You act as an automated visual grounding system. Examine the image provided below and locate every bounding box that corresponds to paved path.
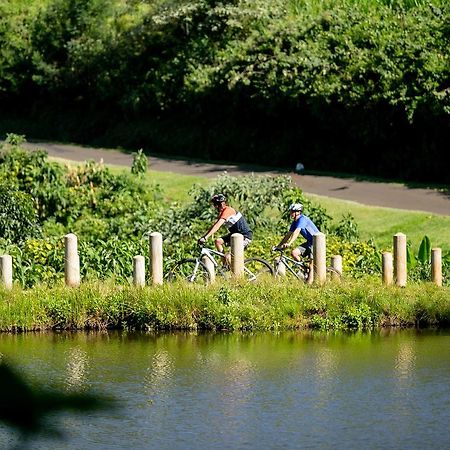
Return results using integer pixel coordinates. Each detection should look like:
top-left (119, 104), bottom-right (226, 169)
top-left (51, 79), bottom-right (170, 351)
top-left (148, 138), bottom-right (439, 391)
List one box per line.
top-left (20, 141), bottom-right (450, 216)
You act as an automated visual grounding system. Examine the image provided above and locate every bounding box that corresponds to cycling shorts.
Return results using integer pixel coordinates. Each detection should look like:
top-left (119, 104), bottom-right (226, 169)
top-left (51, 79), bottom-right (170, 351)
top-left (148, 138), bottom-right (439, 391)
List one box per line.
top-left (221, 233), bottom-right (252, 249)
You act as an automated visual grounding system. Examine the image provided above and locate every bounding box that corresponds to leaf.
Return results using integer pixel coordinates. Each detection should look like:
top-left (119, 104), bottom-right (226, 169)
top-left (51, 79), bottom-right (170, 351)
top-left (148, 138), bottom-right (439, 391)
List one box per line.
top-left (407, 246), bottom-right (416, 270)
top-left (417, 235), bottom-right (431, 264)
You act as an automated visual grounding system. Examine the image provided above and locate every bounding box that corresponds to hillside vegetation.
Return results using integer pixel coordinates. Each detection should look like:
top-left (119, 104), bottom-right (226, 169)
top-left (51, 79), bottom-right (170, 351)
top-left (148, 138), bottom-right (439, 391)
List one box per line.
top-left (1, 0), bottom-right (449, 182)
top-left (0, 135), bottom-right (449, 289)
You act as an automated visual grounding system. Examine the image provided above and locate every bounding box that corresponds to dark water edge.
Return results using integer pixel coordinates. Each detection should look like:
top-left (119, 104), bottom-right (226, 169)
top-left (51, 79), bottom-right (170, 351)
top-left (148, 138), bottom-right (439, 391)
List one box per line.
top-left (1, 329), bottom-right (449, 450)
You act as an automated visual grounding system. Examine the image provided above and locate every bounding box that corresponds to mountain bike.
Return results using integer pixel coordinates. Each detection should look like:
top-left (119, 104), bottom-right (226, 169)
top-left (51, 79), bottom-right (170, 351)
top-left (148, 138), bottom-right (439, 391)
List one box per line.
top-left (272, 247), bottom-right (341, 282)
top-left (166, 245), bottom-right (273, 284)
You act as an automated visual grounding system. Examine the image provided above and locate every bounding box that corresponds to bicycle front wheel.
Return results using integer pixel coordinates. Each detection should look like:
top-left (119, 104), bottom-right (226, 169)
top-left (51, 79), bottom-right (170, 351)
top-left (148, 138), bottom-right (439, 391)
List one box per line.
top-left (166, 258), bottom-right (211, 284)
top-left (244, 258), bottom-right (274, 281)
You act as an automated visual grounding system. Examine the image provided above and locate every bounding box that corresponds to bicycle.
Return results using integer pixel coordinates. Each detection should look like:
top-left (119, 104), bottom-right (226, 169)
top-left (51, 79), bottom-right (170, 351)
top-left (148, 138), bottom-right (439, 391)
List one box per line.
top-left (166, 245), bottom-right (273, 284)
top-left (272, 247), bottom-right (341, 282)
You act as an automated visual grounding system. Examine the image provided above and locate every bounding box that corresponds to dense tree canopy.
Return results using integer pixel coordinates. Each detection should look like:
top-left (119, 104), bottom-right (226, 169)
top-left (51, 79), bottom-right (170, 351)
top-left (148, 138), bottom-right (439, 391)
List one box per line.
top-left (1, 0), bottom-right (449, 181)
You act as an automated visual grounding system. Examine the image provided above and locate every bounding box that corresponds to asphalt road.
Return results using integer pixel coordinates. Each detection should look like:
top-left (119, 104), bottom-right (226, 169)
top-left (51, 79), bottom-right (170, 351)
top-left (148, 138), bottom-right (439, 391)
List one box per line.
top-left (19, 141), bottom-right (450, 216)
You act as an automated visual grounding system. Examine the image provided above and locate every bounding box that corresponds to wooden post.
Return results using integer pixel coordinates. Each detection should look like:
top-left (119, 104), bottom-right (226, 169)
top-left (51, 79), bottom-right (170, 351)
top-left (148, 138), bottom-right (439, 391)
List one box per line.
top-left (313, 233), bottom-right (326, 285)
top-left (382, 252), bottom-right (393, 285)
top-left (0, 255), bottom-right (13, 290)
top-left (133, 255), bottom-right (145, 287)
top-left (202, 255), bottom-right (216, 284)
top-left (149, 232), bottom-right (163, 285)
top-left (431, 248), bottom-right (442, 287)
top-left (64, 233), bottom-right (80, 287)
top-left (275, 257), bottom-right (286, 276)
top-left (231, 233), bottom-right (244, 278)
top-left (330, 255), bottom-right (342, 280)
top-left (393, 233), bottom-right (407, 287)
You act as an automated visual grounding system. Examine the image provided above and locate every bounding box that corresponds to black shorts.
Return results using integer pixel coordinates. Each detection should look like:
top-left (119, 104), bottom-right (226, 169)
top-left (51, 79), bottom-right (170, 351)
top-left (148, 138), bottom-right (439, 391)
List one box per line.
top-left (221, 234), bottom-right (252, 249)
top-left (296, 242), bottom-right (312, 258)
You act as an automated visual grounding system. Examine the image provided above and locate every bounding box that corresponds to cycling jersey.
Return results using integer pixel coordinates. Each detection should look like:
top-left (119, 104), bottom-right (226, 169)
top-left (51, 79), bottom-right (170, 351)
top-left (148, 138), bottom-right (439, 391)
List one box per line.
top-left (289, 215), bottom-right (319, 247)
top-left (219, 206), bottom-right (253, 239)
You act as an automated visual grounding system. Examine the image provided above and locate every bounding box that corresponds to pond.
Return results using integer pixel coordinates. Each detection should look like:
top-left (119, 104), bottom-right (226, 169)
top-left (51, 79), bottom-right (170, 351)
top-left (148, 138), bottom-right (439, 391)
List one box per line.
top-left (1, 330), bottom-right (449, 449)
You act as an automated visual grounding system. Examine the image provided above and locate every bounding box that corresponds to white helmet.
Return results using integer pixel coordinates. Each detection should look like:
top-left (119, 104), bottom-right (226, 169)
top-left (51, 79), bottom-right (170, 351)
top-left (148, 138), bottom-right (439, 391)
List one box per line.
top-left (289, 203), bottom-right (303, 213)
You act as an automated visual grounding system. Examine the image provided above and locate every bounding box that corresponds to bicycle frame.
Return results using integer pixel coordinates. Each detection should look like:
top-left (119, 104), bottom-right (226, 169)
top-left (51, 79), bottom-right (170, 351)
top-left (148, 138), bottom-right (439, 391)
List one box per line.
top-left (200, 247), bottom-right (262, 281)
top-left (274, 251), bottom-right (309, 280)
top-left (199, 247), bottom-right (225, 268)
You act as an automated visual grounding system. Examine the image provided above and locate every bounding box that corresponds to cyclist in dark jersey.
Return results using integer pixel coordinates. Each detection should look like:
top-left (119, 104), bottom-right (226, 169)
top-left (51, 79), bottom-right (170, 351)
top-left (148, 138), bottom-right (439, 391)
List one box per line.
top-left (198, 194), bottom-right (252, 264)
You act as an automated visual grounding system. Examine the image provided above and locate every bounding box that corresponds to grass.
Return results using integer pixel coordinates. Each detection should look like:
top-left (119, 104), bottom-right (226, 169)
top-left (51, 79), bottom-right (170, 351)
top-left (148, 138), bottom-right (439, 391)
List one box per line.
top-left (0, 278), bottom-right (448, 332)
top-left (308, 194), bottom-right (450, 253)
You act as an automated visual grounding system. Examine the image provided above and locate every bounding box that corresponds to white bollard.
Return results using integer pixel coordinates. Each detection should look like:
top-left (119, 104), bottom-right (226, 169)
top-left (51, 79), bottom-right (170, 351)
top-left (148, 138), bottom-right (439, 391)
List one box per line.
top-left (133, 255), bottom-right (146, 287)
top-left (202, 255), bottom-right (216, 284)
top-left (149, 232), bottom-right (163, 285)
top-left (275, 257), bottom-right (286, 276)
top-left (313, 233), bottom-right (326, 284)
top-left (431, 248), bottom-right (442, 287)
top-left (0, 255), bottom-right (13, 290)
top-left (393, 233), bottom-right (407, 287)
top-left (64, 233), bottom-right (80, 287)
top-left (231, 233), bottom-right (244, 278)
top-left (330, 255), bottom-right (342, 280)
top-left (382, 252), bottom-right (393, 285)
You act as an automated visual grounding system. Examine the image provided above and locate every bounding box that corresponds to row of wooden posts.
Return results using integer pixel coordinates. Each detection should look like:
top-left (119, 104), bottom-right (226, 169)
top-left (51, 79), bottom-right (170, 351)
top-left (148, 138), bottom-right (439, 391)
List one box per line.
top-left (0, 231), bottom-right (444, 289)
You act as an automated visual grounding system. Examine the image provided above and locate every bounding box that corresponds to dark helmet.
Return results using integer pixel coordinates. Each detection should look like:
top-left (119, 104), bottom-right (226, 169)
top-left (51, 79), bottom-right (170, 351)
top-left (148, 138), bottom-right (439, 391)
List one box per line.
top-left (289, 203), bottom-right (303, 213)
top-left (211, 193), bottom-right (226, 205)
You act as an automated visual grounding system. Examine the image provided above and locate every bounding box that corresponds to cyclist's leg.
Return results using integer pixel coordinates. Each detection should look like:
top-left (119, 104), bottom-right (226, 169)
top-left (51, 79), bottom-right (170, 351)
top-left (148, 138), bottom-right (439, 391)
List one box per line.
top-left (294, 243), bottom-right (313, 283)
top-left (216, 234), bottom-right (231, 266)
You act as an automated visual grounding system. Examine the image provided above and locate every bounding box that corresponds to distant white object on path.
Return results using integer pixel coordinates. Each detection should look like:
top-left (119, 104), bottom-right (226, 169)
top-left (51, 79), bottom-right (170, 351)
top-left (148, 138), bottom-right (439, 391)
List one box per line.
top-left (295, 162), bottom-right (305, 173)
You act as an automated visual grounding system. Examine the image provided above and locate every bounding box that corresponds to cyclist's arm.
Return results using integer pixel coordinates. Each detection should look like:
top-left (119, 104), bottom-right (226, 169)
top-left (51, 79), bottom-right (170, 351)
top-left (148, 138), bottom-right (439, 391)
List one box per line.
top-left (278, 228), bottom-right (301, 247)
top-left (203, 218), bottom-right (226, 240)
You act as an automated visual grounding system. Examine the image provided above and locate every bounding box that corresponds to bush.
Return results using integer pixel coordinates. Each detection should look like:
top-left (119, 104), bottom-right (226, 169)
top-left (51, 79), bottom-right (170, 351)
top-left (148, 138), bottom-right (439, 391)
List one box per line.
top-left (0, 184), bottom-right (40, 243)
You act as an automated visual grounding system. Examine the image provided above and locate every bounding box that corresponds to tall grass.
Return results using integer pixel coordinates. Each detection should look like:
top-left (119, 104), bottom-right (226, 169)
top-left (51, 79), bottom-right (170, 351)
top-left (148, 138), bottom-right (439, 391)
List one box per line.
top-left (1, 278), bottom-right (448, 332)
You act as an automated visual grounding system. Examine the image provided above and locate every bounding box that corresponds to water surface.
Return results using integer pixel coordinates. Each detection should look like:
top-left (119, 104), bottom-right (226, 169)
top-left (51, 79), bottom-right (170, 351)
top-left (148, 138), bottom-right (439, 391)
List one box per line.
top-left (0, 330), bottom-right (449, 449)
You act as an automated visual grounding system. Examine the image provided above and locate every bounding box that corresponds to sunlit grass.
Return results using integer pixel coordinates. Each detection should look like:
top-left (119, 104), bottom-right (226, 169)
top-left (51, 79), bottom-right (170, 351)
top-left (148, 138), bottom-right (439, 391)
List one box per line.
top-left (0, 278), bottom-right (448, 332)
top-left (308, 194), bottom-right (450, 253)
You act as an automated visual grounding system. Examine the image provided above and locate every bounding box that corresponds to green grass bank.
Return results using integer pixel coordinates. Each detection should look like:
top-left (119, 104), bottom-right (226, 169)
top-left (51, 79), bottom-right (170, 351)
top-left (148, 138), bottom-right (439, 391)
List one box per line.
top-left (1, 278), bottom-right (448, 332)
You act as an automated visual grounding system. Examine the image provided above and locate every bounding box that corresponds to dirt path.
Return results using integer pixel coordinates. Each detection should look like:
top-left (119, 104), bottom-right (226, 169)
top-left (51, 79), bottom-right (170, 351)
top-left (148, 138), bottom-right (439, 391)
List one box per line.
top-left (21, 141), bottom-right (450, 216)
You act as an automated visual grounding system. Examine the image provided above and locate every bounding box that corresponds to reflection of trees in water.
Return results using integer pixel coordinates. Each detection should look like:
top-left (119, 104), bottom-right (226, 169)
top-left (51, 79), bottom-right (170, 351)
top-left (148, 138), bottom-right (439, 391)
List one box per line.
top-left (65, 347), bottom-right (89, 390)
top-left (313, 347), bottom-right (338, 408)
top-left (395, 341), bottom-right (416, 382)
top-left (145, 350), bottom-right (174, 398)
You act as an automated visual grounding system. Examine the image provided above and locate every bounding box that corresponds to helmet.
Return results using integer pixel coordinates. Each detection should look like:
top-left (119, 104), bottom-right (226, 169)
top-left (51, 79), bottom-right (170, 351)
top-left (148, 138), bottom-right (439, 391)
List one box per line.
top-left (211, 193), bottom-right (226, 205)
top-left (289, 203), bottom-right (303, 213)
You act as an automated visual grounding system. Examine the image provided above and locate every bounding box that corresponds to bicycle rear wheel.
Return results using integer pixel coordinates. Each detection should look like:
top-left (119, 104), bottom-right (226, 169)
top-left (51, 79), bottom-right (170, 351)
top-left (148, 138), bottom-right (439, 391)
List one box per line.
top-left (326, 266), bottom-right (341, 281)
top-left (166, 258), bottom-right (211, 284)
top-left (244, 257), bottom-right (274, 281)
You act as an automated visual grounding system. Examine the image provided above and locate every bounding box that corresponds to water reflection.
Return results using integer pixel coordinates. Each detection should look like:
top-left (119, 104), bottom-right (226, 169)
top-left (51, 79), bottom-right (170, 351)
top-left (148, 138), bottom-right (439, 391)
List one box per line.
top-left (65, 347), bottom-right (89, 390)
top-left (313, 347), bottom-right (338, 408)
top-left (0, 330), bottom-right (448, 450)
top-left (395, 341), bottom-right (416, 382)
top-left (145, 349), bottom-right (174, 399)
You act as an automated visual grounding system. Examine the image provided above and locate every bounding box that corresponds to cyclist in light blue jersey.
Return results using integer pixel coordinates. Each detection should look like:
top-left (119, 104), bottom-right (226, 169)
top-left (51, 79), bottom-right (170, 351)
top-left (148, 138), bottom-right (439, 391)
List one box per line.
top-left (276, 202), bottom-right (319, 263)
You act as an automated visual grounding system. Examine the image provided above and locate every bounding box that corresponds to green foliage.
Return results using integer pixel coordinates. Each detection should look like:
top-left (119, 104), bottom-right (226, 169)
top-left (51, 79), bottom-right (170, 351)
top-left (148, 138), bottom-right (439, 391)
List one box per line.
top-left (407, 235), bottom-right (450, 283)
top-left (331, 213), bottom-right (360, 242)
top-left (3, 137), bottom-right (445, 288)
top-left (131, 149), bottom-right (148, 177)
top-left (1, 0), bottom-right (450, 181)
top-left (417, 235), bottom-right (431, 264)
top-left (0, 184), bottom-right (40, 243)
top-left (0, 279), bottom-right (448, 332)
